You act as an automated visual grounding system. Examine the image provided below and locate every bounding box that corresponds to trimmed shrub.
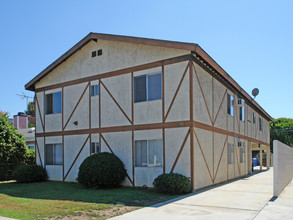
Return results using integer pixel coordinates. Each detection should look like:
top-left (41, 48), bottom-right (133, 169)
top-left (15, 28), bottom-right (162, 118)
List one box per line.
top-left (153, 173), bottom-right (192, 194)
top-left (78, 152), bottom-right (127, 187)
top-left (12, 164), bottom-right (47, 183)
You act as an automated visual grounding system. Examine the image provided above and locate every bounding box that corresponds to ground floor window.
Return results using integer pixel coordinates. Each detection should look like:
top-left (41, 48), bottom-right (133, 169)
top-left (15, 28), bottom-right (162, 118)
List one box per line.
top-left (135, 139), bottom-right (162, 167)
top-left (240, 147), bottom-right (245, 163)
top-left (91, 142), bottom-right (100, 154)
top-left (228, 143), bottom-right (234, 164)
top-left (45, 144), bottom-right (63, 165)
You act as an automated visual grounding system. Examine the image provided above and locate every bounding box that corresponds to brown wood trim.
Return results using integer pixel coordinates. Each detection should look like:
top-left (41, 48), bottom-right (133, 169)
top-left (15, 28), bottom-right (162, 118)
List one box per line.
top-left (131, 72), bottom-right (134, 125)
top-left (193, 128), bottom-right (213, 183)
top-left (100, 80), bottom-right (132, 124)
top-left (170, 128), bottom-right (190, 173)
top-left (63, 82), bottom-right (90, 130)
top-left (43, 91), bottom-right (46, 133)
top-left (164, 62), bottom-right (189, 122)
top-left (162, 65), bottom-right (166, 174)
top-left (213, 136), bottom-right (228, 182)
top-left (35, 94), bottom-right (44, 132)
top-left (99, 79), bottom-right (101, 152)
top-left (36, 119), bottom-right (269, 146)
top-left (213, 89), bottom-right (228, 125)
top-left (132, 130), bottom-right (135, 186)
top-left (35, 140), bottom-right (43, 167)
top-left (101, 134), bottom-right (134, 186)
top-left (64, 135), bottom-right (90, 181)
top-left (192, 63), bottom-right (213, 125)
top-left (62, 86), bottom-right (64, 181)
top-left (235, 106), bottom-right (241, 134)
top-left (234, 137), bottom-right (241, 176)
top-left (35, 55), bottom-right (192, 93)
top-left (189, 61), bottom-right (194, 189)
top-left (26, 141), bottom-right (35, 145)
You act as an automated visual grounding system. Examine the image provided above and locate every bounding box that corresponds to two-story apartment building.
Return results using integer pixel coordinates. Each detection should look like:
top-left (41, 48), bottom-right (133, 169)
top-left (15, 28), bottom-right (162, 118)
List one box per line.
top-left (25, 33), bottom-right (272, 190)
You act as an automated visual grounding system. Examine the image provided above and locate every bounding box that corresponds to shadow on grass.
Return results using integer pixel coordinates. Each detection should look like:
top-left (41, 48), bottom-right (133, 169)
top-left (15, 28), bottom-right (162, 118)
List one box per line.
top-left (0, 181), bottom-right (176, 207)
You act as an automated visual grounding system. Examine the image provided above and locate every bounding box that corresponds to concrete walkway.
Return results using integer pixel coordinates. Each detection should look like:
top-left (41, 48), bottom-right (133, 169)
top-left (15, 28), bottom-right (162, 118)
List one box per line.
top-left (111, 168), bottom-right (293, 220)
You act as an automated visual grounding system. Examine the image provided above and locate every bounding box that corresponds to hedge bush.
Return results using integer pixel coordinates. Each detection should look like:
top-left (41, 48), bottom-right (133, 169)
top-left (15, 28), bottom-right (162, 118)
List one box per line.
top-left (24, 149), bottom-right (36, 164)
top-left (12, 164), bottom-right (47, 183)
top-left (153, 173), bottom-right (192, 194)
top-left (78, 152), bottom-right (127, 187)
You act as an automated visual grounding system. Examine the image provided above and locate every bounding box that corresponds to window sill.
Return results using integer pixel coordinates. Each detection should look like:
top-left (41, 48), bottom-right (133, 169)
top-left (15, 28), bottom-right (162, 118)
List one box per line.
top-left (134, 99), bottom-right (162, 104)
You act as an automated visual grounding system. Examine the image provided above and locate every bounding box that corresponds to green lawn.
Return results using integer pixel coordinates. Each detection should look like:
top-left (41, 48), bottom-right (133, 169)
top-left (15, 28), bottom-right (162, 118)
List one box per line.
top-left (0, 181), bottom-right (176, 219)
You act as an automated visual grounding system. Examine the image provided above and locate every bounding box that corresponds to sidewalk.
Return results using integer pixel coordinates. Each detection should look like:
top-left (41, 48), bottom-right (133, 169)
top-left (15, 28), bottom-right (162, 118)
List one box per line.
top-left (111, 168), bottom-right (293, 220)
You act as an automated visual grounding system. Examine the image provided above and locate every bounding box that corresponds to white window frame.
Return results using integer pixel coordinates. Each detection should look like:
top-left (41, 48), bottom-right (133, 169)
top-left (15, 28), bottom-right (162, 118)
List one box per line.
top-left (45, 91), bottom-right (62, 115)
top-left (135, 139), bottom-right (163, 167)
top-left (91, 142), bottom-right (100, 154)
top-left (133, 72), bottom-right (162, 103)
top-left (45, 143), bottom-right (63, 165)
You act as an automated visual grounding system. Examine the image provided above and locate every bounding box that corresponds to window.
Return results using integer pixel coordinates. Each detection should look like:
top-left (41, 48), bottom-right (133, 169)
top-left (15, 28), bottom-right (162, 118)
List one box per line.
top-left (27, 145), bottom-right (35, 150)
top-left (240, 147), bottom-right (245, 163)
top-left (45, 92), bottom-right (62, 114)
top-left (253, 112), bottom-right (256, 124)
top-left (240, 104), bottom-right (245, 121)
top-left (227, 94), bottom-right (234, 116)
top-left (259, 117), bottom-right (263, 131)
top-left (228, 143), bottom-right (234, 164)
top-left (91, 142), bottom-right (100, 154)
top-left (134, 73), bottom-right (162, 103)
top-left (45, 144), bottom-right (63, 165)
top-left (135, 140), bottom-right (162, 167)
top-left (90, 84), bottom-right (99, 96)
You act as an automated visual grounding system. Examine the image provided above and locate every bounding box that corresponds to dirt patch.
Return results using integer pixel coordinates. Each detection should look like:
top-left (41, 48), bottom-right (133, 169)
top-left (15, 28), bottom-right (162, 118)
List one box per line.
top-left (58, 205), bottom-right (139, 220)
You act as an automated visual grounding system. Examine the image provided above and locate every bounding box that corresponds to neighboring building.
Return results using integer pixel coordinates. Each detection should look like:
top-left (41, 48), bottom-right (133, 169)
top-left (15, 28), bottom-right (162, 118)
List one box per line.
top-left (25, 33), bottom-right (272, 190)
top-left (18, 127), bottom-right (36, 150)
top-left (14, 112), bottom-right (36, 149)
top-left (13, 112), bottom-right (35, 129)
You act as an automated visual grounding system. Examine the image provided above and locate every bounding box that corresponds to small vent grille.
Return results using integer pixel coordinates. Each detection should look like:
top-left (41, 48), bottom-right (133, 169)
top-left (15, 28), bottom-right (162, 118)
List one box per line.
top-left (97, 49), bottom-right (102, 56)
top-left (92, 51), bottom-right (97, 57)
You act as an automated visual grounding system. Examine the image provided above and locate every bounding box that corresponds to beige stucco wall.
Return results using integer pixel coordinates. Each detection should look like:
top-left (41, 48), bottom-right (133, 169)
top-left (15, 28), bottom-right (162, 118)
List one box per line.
top-left (33, 40), bottom-right (270, 189)
top-left (35, 40), bottom-right (189, 89)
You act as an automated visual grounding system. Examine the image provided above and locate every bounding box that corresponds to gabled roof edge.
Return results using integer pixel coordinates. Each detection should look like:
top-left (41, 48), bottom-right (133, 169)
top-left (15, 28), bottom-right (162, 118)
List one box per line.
top-left (25, 33), bottom-right (197, 91)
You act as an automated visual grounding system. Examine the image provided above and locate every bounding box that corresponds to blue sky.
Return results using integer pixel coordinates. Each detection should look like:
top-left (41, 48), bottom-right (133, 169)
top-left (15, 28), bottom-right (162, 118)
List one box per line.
top-left (0, 0), bottom-right (292, 119)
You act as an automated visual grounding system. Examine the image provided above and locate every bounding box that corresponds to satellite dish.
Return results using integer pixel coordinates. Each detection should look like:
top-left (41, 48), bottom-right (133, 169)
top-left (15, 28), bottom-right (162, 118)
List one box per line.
top-left (251, 88), bottom-right (259, 99)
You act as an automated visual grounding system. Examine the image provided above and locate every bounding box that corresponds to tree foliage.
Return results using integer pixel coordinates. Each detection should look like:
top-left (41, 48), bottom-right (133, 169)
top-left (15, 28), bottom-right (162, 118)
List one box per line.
top-left (25, 100), bottom-right (35, 116)
top-left (270, 118), bottom-right (293, 152)
top-left (0, 113), bottom-right (27, 180)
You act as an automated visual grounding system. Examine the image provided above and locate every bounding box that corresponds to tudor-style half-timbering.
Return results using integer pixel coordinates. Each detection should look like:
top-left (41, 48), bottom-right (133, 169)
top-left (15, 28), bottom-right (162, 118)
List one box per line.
top-left (28, 33), bottom-right (272, 190)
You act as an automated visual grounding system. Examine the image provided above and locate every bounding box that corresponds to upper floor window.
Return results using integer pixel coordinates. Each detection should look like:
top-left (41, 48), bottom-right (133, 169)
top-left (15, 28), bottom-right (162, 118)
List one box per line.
top-left (253, 112), bottom-right (256, 124)
top-left (91, 142), bottom-right (100, 154)
top-left (90, 84), bottom-right (99, 96)
top-left (259, 117), bottom-right (263, 131)
top-left (240, 106), bottom-right (245, 121)
top-left (45, 144), bottom-right (63, 165)
top-left (45, 91), bottom-right (62, 114)
top-left (134, 73), bottom-right (162, 103)
top-left (135, 139), bottom-right (162, 167)
top-left (227, 94), bottom-right (234, 116)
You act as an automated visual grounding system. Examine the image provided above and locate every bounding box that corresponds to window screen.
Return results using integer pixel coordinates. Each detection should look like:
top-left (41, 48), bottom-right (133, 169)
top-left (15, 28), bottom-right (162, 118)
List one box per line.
top-left (253, 112), bottom-right (256, 124)
top-left (90, 85), bottom-right (99, 96)
top-left (240, 105), bottom-right (245, 121)
top-left (259, 118), bottom-right (263, 131)
top-left (228, 143), bottom-right (234, 164)
top-left (46, 92), bottom-right (62, 114)
top-left (134, 75), bottom-right (147, 103)
top-left (227, 94), bottom-right (234, 116)
top-left (91, 142), bottom-right (100, 154)
top-left (53, 92), bottom-right (62, 114)
top-left (45, 94), bottom-right (53, 114)
top-left (45, 144), bottom-right (63, 165)
top-left (135, 140), bottom-right (162, 167)
top-left (148, 73), bottom-right (162, 101)
top-left (240, 147), bottom-right (245, 163)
